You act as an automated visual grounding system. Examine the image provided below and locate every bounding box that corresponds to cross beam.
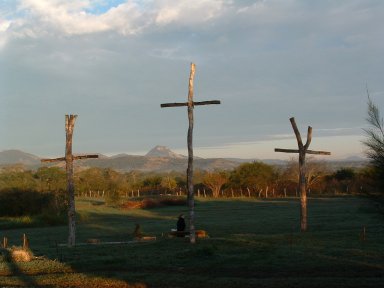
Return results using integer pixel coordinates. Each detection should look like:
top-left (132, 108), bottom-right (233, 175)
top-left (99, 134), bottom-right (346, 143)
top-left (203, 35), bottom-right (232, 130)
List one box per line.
top-left (161, 63), bottom-right (220, 244)
top-left (161, 100), bottom-right (220, 108)
top-left (275, 117), bottom-right (330, 232)
top-left (274, 149), bottom-right (331, 155)
top-left (41, 115), bottom-right (99, 247)
top-left (41, 155), bottom-right (99, 163)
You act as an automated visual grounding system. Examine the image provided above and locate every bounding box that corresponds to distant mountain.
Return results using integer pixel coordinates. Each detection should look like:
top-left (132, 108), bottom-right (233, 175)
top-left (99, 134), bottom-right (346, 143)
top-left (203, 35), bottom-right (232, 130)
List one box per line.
top-left (82, 153), bottom-right (239, 172)
top-left (145, 146), bottom-right (186, 159)
top-left (0, 146), bottom-right (369, 173)
top-left (0, 150), bottom-right (40, 166)
top-left (224, 158), bottom-right (287, 166)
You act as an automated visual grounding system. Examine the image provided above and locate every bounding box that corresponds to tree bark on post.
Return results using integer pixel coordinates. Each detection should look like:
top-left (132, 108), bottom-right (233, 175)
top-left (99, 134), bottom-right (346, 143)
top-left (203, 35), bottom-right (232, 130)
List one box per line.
top-left (160, 63), bottom-right (220, 244)
top-left (187, 63), bottom-right (196, 244)
top-left (290, 117), bottom-right (311, 232)
top-left (275, 117), bottom-right (330, 232)
top-left (41, 116), bottom-right (98, 247)
top-left (66, 115), bottom-right (77, 247)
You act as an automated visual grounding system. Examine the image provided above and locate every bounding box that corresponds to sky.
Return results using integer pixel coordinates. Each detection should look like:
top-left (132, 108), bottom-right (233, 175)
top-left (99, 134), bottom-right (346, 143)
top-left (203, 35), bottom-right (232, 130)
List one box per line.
top-left (0, 0), bottom-right (383, 160)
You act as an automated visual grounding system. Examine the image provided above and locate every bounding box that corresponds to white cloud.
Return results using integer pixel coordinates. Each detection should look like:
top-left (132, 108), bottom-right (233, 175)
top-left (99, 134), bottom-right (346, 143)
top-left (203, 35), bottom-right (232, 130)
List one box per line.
top-left (154, 0), bottom-right (226, 25)
top-left (0, 18), bottom-right (10, 48)
top-left (19, 0), bottom-right (114, 34)
top-left (0, 0), bottom-right (228, 40)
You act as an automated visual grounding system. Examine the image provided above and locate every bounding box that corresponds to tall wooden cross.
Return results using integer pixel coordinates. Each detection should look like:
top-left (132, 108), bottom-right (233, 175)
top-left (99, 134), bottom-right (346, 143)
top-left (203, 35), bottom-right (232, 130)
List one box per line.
top-left (41, 115), bottom-right (98, 246)
top-left (161, 63), bottom-right (220, 244)
top-left (275, 117), bottom-right (330, 232)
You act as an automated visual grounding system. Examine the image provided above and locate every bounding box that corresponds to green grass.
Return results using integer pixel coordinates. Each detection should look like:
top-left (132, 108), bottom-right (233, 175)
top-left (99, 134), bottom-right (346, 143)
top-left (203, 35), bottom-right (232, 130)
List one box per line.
top-left (1, 196), bottom-right (384, 287)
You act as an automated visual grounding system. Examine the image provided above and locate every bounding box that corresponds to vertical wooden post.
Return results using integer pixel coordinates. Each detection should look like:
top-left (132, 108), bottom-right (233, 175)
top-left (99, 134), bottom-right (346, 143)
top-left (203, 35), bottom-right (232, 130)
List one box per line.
top-left (292, 117), bottom-right (310, 232)
top-left (3, 237), bottom-right (8, 248)
top-left (186, 63), bottom-right (196, 244)
top-left (161, 63), bottom-right (220, 244)
top-left (275, 117), bottom-right (330, 232)
top-left (41, 117), bottom-right (98, 247)
top-left (66, 115), bottom-right (77, 247)
top-left (22, 233), bottom-right (29, 250)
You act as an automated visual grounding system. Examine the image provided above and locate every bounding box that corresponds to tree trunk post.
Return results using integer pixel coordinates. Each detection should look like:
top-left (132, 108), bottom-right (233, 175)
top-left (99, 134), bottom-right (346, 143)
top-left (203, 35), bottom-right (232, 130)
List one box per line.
top-left (22, 233), bottom-right (29, 250)
top-left (160, 62), bottom-right (220, 244)
top-left (187, 63), bottom-right (196, 244)
top-left (3, 237), bottom-right (8, 248)
top-left (275, 117), bottom-right (330, 232)
top-left (299, 151), bottom-right (307, 231)
top-left (66, 115), bottom-right (77, 247)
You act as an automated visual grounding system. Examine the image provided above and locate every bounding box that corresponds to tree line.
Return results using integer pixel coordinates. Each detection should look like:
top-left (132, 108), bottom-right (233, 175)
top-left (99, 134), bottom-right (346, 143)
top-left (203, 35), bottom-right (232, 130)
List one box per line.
top-left (0, 160), bottom-right (375, 201)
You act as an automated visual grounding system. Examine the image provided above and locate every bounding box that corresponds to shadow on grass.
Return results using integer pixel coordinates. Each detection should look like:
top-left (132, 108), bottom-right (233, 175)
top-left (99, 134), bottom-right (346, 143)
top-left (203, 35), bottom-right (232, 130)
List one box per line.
top-left (1, 248), bottom-right (43, 287)
top-left (3, 196), bottom-right (384, 287)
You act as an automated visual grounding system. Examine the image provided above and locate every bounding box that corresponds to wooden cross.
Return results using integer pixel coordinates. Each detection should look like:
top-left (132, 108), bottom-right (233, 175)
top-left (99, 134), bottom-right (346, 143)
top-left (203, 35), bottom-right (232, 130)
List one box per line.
top-left (41, 115), bottom-right (98, 246)
top-left (275, 117), bottom-right (330, 232)
top-left (161, 63), bottom-right (220, 244)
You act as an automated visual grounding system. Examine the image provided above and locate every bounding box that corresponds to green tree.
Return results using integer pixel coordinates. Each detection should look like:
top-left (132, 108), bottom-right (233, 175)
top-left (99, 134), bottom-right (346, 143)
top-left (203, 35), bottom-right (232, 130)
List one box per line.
top-left (161, 175), bottom-right (177, 193)
top-left (203, 171), bottom-right (229, 198)
top-left (363, 96), bottom-right (384, 187)
top-left (0, 169), bottom-right (37, 191)
top-left (35, 167), bottom-right (66, 192)
top-left (281, 158), bottom-right (329, 193)
top-left (143, 175), bottom-right (162, 189)
top-left (229, 162), bottom-right (275, 191)
top-left (76, 168), bottom-right (106, 196)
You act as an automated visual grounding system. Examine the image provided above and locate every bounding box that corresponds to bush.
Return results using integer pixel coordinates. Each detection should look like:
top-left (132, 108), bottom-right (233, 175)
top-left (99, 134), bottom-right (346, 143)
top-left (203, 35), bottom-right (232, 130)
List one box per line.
top-left (0, 188), bottom-right (67, 217)
top-left (105, 190), bottom-right (121, 206)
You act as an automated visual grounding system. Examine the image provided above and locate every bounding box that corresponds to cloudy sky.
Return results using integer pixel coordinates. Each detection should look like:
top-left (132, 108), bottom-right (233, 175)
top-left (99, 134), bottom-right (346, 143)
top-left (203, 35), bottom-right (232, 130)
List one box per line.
top-left (0, 0), bottom-right (383, 160)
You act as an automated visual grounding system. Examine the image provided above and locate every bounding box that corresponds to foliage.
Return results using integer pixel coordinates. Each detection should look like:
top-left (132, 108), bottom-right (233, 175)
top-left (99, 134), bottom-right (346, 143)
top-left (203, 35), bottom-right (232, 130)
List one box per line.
top-left (282, 158), bottom-right (329, 190)
top-left (229, 162), bottom-right (276, 189)
top-left (0, 169), bottom-right (37, 191)
top-left (202, 171), bottom-right (229, 197)
top-left (334, 168), bottom-right (355, 181)
top-left (363, 96), bottom-right (384, 188)
top-left (160, 175), bottom-right (177, 192)
top-left (0, 188), bottom-right (67, 217)
top-left (35, 167), bottom-right (66, 192)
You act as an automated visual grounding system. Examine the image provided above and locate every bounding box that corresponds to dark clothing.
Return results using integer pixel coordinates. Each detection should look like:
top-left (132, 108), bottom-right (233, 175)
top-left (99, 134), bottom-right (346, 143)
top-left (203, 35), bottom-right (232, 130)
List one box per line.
top-left (177, 217), bottom-right (186, 232)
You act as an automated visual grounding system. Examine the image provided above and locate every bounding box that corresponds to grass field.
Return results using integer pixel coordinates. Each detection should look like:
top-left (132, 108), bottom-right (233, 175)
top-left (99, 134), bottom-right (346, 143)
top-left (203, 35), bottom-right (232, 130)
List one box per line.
top-left (1, 196), bottom-right (384, 287)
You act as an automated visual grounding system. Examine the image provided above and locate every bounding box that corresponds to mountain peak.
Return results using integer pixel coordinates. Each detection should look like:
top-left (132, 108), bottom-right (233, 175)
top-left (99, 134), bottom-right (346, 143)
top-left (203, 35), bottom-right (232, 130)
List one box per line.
top-left (0, 149), bottom-right (40, 166)
top-left (145, 146), bottom-right (186, 159)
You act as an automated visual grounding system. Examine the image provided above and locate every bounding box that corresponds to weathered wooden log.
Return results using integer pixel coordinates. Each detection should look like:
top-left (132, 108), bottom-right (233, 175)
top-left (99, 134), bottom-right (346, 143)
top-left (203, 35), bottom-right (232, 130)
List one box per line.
top-left (275, 117), bottom-right (331, 232)
top-left (187, 63), bottom-right (196, 244)
top-left (161, 100), bottom-right (221, 108)
top-left (41, 115), bottom-right (99, 247)
top-left (160, 63), bottom-right (221, 244)
top-left (41, 154), bottom-right (99, 162)
top-left (274, 148), bottom-right (330, 155)
top-left (66, 115), bottom-right (76, 247)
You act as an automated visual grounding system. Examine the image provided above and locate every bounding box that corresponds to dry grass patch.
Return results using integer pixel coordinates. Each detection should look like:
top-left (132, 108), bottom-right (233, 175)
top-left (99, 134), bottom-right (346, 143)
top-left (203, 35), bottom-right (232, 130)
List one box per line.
top-left (0, 247), bottom-right (33, 262)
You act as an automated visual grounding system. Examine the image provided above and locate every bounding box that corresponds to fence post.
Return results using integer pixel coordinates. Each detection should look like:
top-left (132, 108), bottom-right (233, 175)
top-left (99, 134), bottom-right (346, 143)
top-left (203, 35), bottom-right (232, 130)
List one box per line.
top-left (3, 237), bottom-right (8, 248)
top-left (22, 234), bottom-right (29, 250)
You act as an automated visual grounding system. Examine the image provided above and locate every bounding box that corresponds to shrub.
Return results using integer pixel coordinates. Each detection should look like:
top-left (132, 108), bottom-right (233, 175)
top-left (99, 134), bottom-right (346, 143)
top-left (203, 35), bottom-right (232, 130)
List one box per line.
top-left (0, 188), bottom-right (66, 217)
top-left (105, 190), bottom-right (121, 206)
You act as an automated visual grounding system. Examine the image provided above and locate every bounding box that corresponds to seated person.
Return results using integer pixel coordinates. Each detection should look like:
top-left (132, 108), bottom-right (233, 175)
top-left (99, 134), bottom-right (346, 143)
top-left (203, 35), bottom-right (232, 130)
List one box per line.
top-left (177, 214), bottom-right (186, 232)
